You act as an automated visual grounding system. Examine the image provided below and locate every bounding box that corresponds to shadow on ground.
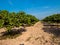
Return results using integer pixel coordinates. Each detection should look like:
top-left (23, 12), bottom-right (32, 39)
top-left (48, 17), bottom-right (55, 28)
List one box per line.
top-left (42, 22), bottom-right (60, 37)
top-left (0, 28), bottom-right (26, 39)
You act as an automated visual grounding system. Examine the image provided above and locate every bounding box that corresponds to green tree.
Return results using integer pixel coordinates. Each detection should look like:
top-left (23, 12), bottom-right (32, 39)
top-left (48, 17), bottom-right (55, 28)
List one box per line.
top-left (42, 14), bottom-right (60, 23)
top-left (0, 10), bottom-right (39, 33)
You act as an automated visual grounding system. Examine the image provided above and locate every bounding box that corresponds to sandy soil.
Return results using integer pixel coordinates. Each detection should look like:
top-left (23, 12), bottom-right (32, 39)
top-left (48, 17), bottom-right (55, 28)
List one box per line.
top-left (0, 21), bottom-right (59, 45)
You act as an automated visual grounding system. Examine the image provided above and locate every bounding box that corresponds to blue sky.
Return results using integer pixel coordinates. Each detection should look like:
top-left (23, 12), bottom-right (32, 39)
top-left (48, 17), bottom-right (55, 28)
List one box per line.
top-left (0, 0), bottom-right (60, 19)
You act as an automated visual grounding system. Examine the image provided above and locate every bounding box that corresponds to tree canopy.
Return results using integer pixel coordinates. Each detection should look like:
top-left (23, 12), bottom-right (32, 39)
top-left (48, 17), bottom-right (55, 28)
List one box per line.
top-left (0, 10), bottom-right (39, 31)
top-left (42, 14), bottom-right (60, 23)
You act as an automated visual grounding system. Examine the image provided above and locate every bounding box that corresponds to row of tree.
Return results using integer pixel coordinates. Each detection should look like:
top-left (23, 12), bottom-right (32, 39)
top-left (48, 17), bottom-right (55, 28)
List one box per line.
top-left (0, 10), bottom-right (39, 32)
top-left (0, 10), bottom-right (60, 32)
top-left (42, 14), bottom-right (60, 23)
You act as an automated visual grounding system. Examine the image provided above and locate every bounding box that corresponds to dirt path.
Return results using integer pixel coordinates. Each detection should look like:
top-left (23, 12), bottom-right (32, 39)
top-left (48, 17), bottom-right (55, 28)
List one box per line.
top-left (0, 21), bottom-right (58, 45)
